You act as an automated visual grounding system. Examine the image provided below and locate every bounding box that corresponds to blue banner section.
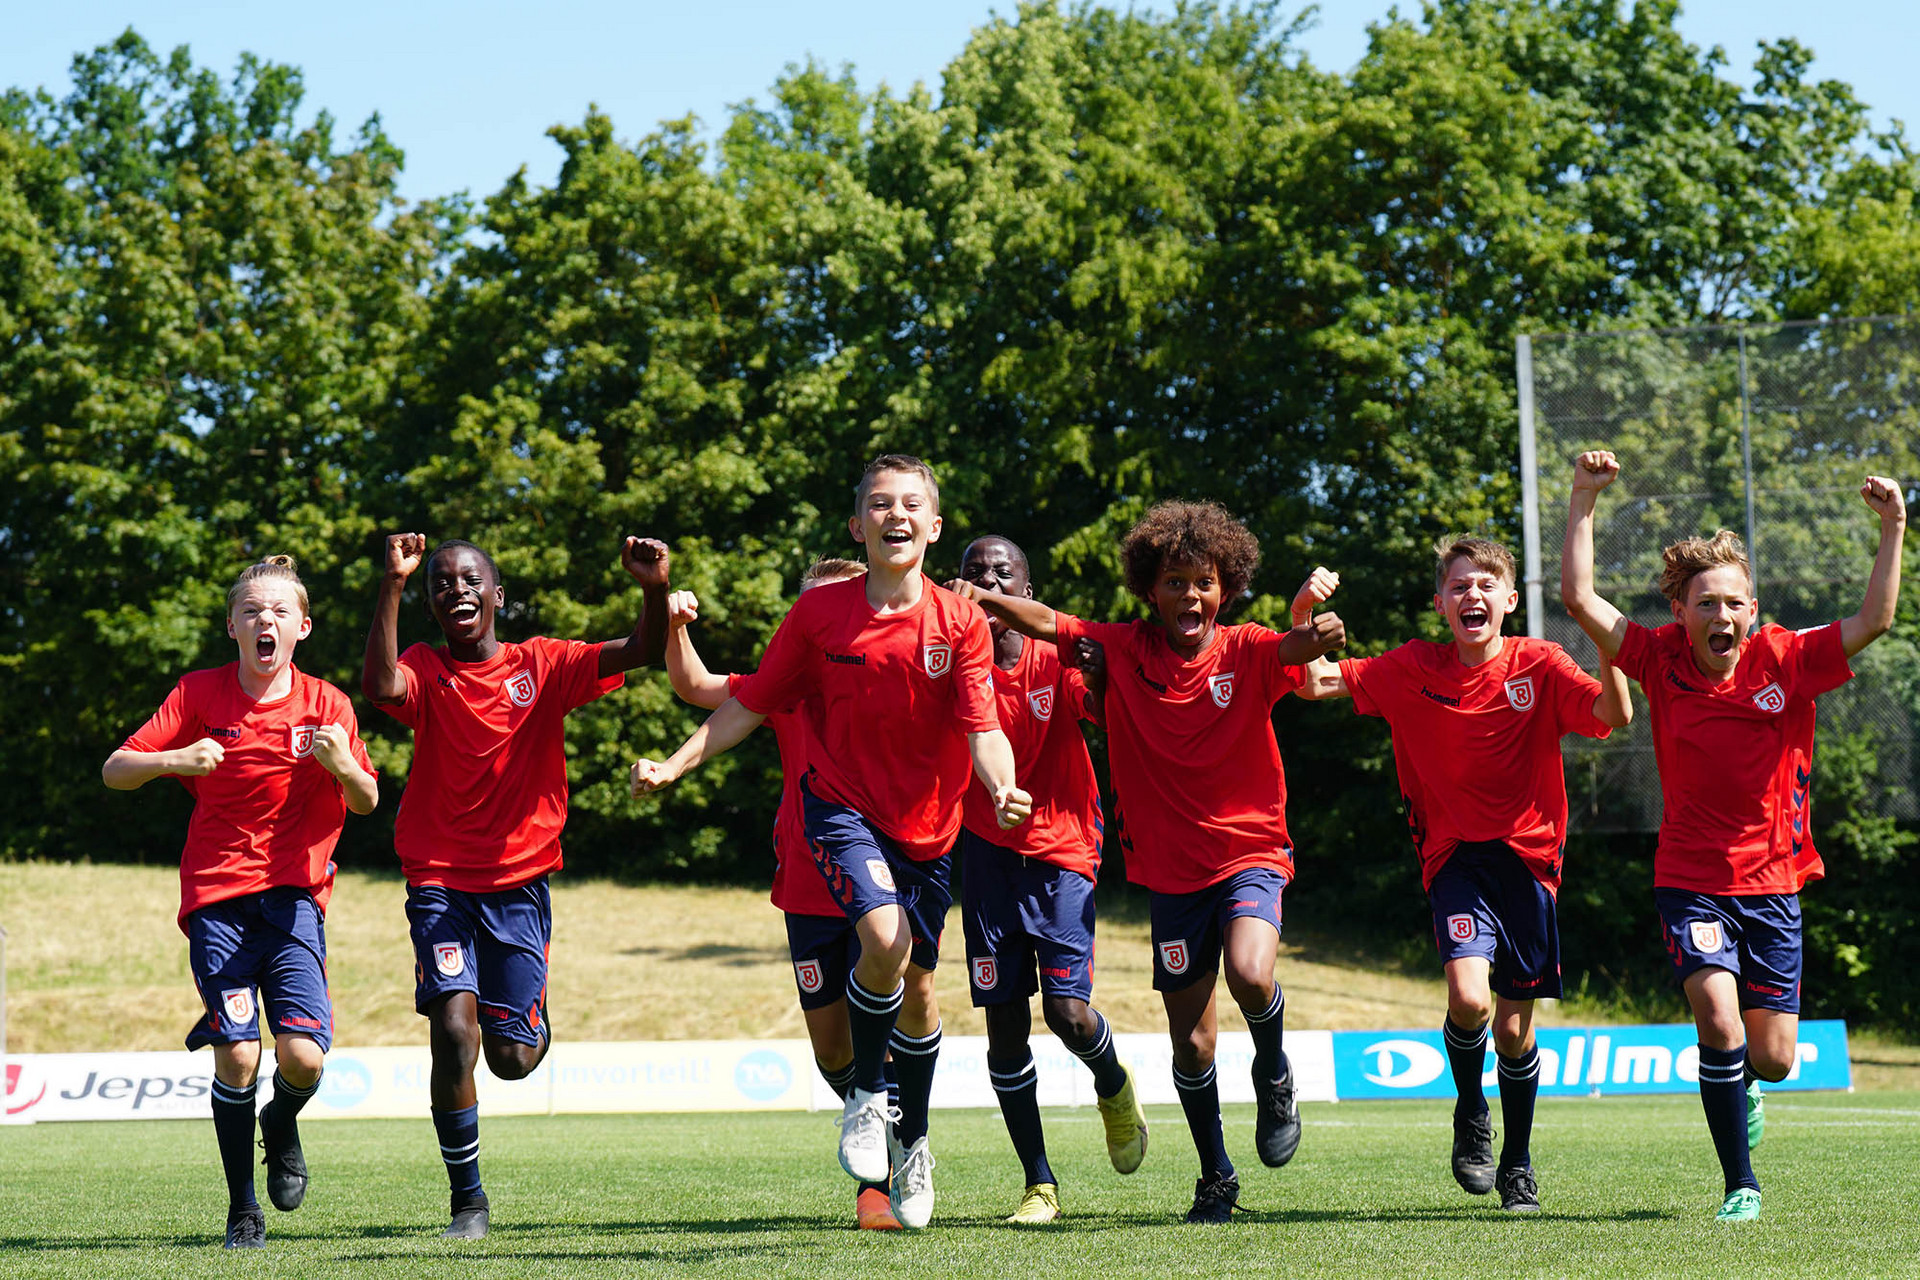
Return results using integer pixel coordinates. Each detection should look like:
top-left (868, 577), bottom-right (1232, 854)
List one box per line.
top-left (1329, 1020), bottom-right (1851, 1100)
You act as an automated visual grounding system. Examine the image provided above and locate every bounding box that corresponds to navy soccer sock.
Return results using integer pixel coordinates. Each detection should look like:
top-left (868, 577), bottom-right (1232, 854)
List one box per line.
top-left (432, 1104), bottom-right (485, 1208)
top-left (1244, 987), bottom-right (1287, 1083)
top-left (1173, 1060), bottom-right (1233, 1180)
top-left (1444, 1018), bottom-right (1490, 1117)
top-left (1697, 1044), bottom-right (1758, 1194)
top-left (818, 1058), bottom-right (858, 1099)
top-left (209, 1078), bottom-right (260, 1212)
top-left (846, 977), bottom-right (904, 1096)
top-left (988, 1050), bottom-right (1055, 1186)
top-left (263, 1068), bottom-right (319, 1128)
top-left (890, 1023), bottom-right (942, 1149)
top-left (1064, 1009), bottom-right (1128, 1098)
top-left (1496, 1045), bottom-right (1541, 1168)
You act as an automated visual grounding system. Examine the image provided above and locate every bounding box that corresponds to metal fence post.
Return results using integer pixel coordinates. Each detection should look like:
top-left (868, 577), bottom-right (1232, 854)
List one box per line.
top-left (1516, 333), bottom-right (1545, 639)
top-left (1737, 327), bottom-right (1759, 590)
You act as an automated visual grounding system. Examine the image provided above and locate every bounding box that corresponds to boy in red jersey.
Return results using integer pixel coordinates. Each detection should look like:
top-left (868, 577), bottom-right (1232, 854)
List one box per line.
top-left (1563, 450), bottom-right (1907, 1222)
top-left (104, 556), bottom-right (378, 1250)
top-left (650, 559), bottom-right (907, 1231)
top-left (949, 500), bottom-right (1345, 1225)
top-left (1293, 540), bottom-right (1631, 1211)
top-left (363, 531), bottom-right (670, 1240)
top-left (631, 455), bottom-right (1031, 1230)
top-left (952, 535), bottom-right (1146, 1225)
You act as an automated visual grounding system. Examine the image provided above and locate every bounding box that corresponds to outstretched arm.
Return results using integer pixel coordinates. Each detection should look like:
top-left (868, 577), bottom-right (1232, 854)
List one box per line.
top-left (629, 697), bottom-right (768, 796)
top-left (1840, 477), bottom-right (1908, 658)
top-left (1286, 566), bottom-right (1351, 701)
top-left (662, 590), bottom-right (733, 711)
top-left (599, 538), bottom-right (672, 677)
top-left (1561, 451), bottom-right (1629, 659)
top-left (102, 739), bottom-right (226, 790)
top-left (1591, 656), bottom-right (1633, 729)
top-left (945, 579), bottom-right (1058, 643)
top-left (967, 729), bottom-right (1033, 829)
top-left (363, 532), bottom-right (425, 704)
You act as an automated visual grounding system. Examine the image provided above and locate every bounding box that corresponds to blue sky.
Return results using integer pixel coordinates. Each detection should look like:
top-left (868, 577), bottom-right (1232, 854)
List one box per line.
top-left (4, 2), bottom-right (1912, 204)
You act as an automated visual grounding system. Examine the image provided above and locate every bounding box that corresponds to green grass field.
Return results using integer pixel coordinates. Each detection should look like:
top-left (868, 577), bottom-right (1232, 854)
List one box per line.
top-left (4, 1095), bottom-right (1918, 1278)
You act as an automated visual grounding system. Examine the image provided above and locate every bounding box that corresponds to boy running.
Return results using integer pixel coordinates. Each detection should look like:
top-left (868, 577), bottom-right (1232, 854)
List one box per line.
top-left (953, 534), bottom-right (1147, 1225)
top-left (631, 454), bottom-right (1032, 1230)
top-left (363, 531), bottom-right (671, 1239)
top-left (103, 556), bottom-right (378, 1249)
top-left (1562, 450), bottom-right (1906, 1221)
top-left (1293, 539), bottom-right (1631, 1211)
top-left (949, 500), bottom-right (1344, 1224)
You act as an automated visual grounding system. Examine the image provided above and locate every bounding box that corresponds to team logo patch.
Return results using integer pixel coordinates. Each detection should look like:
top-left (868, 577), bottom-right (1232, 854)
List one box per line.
top-left (1503, 677), bottom-right (1536, 712)
top-left (1690, 921), bottom-right (1725, 953)
top-left (1208, 673), bottom-right (1235, 709)
top-left (793, 959), bottom-right (824, 993)
top-left (972, 957), bottom-right (998, 990)
top-left (1447, 914), bottom-right (1476, 943)
top-left (433, 942), bottom-right (466, 977)
top-left (1028, 688), bottom-right (1054, 722)
top-left (1753, 682), bottom-right (1786, 714)
top-left (1159, 940), bottom-right (1190, 976)
top-left (866, 858), bottom-right (897, 892)
top-left (505, 670), bottom-right (537, 707)
top-left (221, 988), bottom-right (254, 1024)
top-left (923, 644), bottom-right (952, 679)
top-left (289, 725), bottom-right (320, 758)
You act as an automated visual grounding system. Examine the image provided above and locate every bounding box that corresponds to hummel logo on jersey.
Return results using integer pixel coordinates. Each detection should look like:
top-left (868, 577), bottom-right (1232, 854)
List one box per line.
top-left (207, 726), bottom-right (243, 739)
top-left (1447, 914), bottom-right (1476, 943)
top-left (1753, 682), bottom-right (1786, 714)
top-left (1208, 673), bottom-right (1234, 708)
top-left (222, 988), bottom-right (254, 1024)
top-left (1689, 921), bottom-right (1724, 953)
top-left (1503, 677), bottom-right (1535, 712)
top-left (793, 958), bottom-right (824, 994)
top-left (289, 725), bottom-right (320, 758)
top-left (434, 942), bottom-right (465, 977)
top-left (972, 957), bottom-right (998, 990)
top-left (1159, 940), bottom-right (1190, 976)
top-left (825, 651), bottom-right (866, 666)
top-left (506, 670), bottom-right (537, 707)
top-left (923, 644), bottom-right (952, 679)
top-left (1028, 688), bottom-right (1054, 722)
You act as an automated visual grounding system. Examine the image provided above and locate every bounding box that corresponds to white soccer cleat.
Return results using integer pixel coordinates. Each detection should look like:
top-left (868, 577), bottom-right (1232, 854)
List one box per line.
top-left (836, 1087), bottom-right (896, 1183)
top-left (888, 1132), bottom-right (936, 1230)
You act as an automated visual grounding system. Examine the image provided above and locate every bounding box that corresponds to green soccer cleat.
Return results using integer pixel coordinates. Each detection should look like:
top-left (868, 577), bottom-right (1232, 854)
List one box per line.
top-left (1746, 1078), bottom-right (1765, 1149)
top-left (1716, 1187), bottom-right (1762, 1222)
top-left (1096, 1065), bottom-right (1149, 1174)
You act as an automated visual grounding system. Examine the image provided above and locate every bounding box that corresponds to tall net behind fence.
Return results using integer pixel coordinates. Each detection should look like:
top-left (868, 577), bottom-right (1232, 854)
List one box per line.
top-left (1522, 318), bottom-right (1920, 832)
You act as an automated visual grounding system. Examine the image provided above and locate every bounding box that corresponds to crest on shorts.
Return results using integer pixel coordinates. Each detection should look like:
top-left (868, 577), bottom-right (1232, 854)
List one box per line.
top-left (1690, 920), bottom-right (1724, 953)
top-left (433, 942), bottom-right (466, 977)
top-left (1503, 677), bottom-right (1536, 712)
top-left (866, 858), bottom-right (897, 892)
top-left (289, 725), bottom-right (320, 758)
top-left (1208, 673), bottom-right (1235, 709)
top-left (972, 957), bottom-right (998, 991)
top-left (505, 670), bottom-right (538, 707)
top-left (1028, 688), bottom-right (1054, 722)
top-left (1753, 682), bottom-right (1786, 715)
top-left (1159, 940), bottom-right (1190, 976)
top-left (221, 988), bottom-right (255, 1024)
top-left (793, 958), bottom-right (824, 994)
top-left (1447, 914), bottom-right (1477, 943)
top-left (923, 644), bottom-right (952, 679)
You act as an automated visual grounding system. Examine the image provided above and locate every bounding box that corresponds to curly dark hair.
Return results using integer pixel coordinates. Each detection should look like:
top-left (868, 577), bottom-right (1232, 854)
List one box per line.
top-left (1121, 500), bottom-right (1261, 600)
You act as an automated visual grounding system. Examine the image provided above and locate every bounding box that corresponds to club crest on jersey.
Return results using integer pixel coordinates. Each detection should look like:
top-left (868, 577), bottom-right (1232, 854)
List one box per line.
top-left (1689, 921), bottom-right (1724, 953)
top-left (221, 988), bottom-right (254, 1024)
top-left (505, 670), bottom-right (538, 707)
top-left (1208, 673), bottom-right (1235, 709)
top-left (289, 725), bottom-right (320, 758)
top-left (1159, 940), bottom-right (1190, 976)
top-left (1753, 682), bottom-right (1786, 714)
top-left (1447, 914), bottom-right (1476, 943)
top-left (923, 643), bottom-right (952, 679)
top-left (1503, 677), bottom-right (1536, 712)
top-left (866, 858), bottom-right (897, 892)
top-left (793, 959), bottom-right (824, 994)
top-left (1028, 688), bottom-right (1054, 722)
top-left (433, 942), bottom-right (466, 977)
top-left (972, 957), bottom-right (998, 990)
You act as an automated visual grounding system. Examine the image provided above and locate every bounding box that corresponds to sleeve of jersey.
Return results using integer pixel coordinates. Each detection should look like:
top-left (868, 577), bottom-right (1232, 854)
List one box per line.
top-left (332, 690), bottom-right (379, 775)
top-left (1063, 664), bottom-right (1099, 725)
top-left (1787, 621), bottom-right (1854, 700)
top-left (1338, 655), bottom-right (1383, 717)
top-left (381, 648), bottom-right (427, 728)
top-left (1613, 620), bottom-right (1656, 685)
top-left (556, 637), bottom-right (623, 710)
top-left (1548, 647), bottom-right (1611, 739)
top-left (122, 679), bottom-right (195, 753)
top-left (1252, 626), bottom-right (1308, 702)
top-left (734, 607), bottom-right (813, 717)
top-left (952, 608), bottom-right (1001, 734)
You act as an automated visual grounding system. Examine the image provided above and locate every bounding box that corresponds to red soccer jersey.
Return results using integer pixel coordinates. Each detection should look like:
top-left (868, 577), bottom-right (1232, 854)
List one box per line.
top-left (1339, 637), bottom-right (1611, 893)
top-left (734, 576), bottom-right (999, 862)
top-left (123, 664), bottom-right (374, 930)
top-left (726, 673), bottom-right (841, 918)
top-left (961, 638), bottom-right (1104, 880)
top-left (1052, 613), bottom-right (1305, 894)
top-left (382, 637), bottom-right (621, 892)
top-left (1615, 620), bottom-right (1852, 895)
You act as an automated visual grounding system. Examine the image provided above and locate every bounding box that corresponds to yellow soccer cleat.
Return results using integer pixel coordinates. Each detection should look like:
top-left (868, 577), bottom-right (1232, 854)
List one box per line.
top-left (1096, 1064), bottom-right (1149, 1174)
top-left (1007, 1182), bottom-right (1061, 1225)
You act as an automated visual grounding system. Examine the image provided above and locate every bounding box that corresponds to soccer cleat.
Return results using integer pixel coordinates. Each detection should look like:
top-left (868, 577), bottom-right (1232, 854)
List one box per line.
top-left (1185, 1172), bottom-right (1240, 1224)
top-left (1007, 1182), bottom-right (1061, 1225)
top-left (258, 1103), bottom-right (309, 1212)
top-left (1096, 1064), bottom-right (1149, 1174)
top-left (1716, 1187), bottom-right (1762, 1222)
top-left (1253, 1062), bottom-right (1302, 1167)
top-left (1451, 1110), bottom-right (1497, 1195)
top-left (856, 1186), bottom-right (902, 1230)
top-left (836, 1087), bottom-right (896, 1183)
top-left (1746, 1078), bottom-right (1765, 1149)
top-left (1496, 1163), bottom-right (1541, 1213)
top-left (888, 1132), bottom-right (936, 1230)
top-left (223, 1207), bottom-right (266, 1250)
top-left (444, 1193), bottom-right (490, 1240)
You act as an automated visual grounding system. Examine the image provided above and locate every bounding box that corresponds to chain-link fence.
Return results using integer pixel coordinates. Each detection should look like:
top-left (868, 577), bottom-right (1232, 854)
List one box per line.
top-left (1519, 318), bottom-right (1920, 831)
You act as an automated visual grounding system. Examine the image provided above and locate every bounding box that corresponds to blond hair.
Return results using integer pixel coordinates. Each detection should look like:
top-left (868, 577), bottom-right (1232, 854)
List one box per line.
top-left (1659, 530), bottom-right (1752, 603)
top-left (854, 454), bottom-right (941, 515)
top-left (226, 554), bottom-right (309, 614)
top-left (801, 557), bottom-right (866, 587)
top-left (1433, 536), bottom-right (1516, 593)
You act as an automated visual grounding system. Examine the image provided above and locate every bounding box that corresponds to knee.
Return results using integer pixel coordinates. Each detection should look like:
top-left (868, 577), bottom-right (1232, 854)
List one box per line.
top-left (214, 1040), bottom-right (263, 1088)
top-left (1747, 1043), bottom-right (1796, 1082)
top-left (273, 1034), bottom-right (326, 1085)
top-left (483, 1037), bottom-right (544, 1081)
top-left (1041, 997), bottom-right (1096, 1046)
top-left (1447, 991), bottom-right (1493, 1031)
top-left (1490, 1020), bottom-right (1532, 1059)
top-left (1221, 963), bottom-right (1272, 1012)
top-left (1169, 1025), bottom-right (1215, 1075)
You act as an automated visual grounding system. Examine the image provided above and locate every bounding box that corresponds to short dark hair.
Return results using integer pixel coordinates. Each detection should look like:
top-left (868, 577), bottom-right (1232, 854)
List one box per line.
top-left (426, 539), bottom-right (501, 589)
top-left (962, 535), bottom-right (1030, 579)
top-left (854, 454), bottom-right (941, 515)
top-left (1121, 501), bottom-right (1260, 600)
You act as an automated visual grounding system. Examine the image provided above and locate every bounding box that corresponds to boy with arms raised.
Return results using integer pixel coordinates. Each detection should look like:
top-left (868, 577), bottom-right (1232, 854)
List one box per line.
top-left (632, 455), bottom-right (1031, 1230)
top-left (950, 500), bottom-right (1344, 1224)
top-left (363, 531), bottom-right (671, 1239)
top-left (104, 556), bottom-right (379, 1249)
top-left (953, 534), bottom-right (1147, 1225)
top-left (1562, 450), bottom-right (1906, 1221)
top-left (1293, 539), bottom-right (1631, 1211)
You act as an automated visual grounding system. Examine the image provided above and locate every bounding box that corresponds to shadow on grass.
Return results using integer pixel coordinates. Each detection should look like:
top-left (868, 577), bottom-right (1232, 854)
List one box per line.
top-left (615, 942), bottom-right (786, 964)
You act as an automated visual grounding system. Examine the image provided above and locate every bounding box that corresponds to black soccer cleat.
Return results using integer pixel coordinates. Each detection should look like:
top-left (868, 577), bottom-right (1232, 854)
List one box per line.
top-left (223, 1207), bottom-right (266, 1249)
top-left (1496, 1163), bottom-right (1541, 1213)
top-left (445, 1192), bottom-right (491, 1240)
top-left (1253, 1064), bottom-right (1302, 1167)
top-left (1185, 1172), bottom-right (1241, 1224)
top-left (1451, 1110), bottom-right (1496, 1195)
top-left (259, 1101), bottom-right (309, 1211)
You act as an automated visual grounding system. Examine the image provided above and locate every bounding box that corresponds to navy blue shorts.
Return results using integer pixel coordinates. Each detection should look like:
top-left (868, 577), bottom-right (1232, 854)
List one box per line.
top-left (800, 775), bottom-right (951, 971)
top-left (186, 887), bottom-right (332, 1053)
top-left (1654, 888), bottom-right (1802, 1014)
top-left (1148, 866), bottom-right (1286, 992)
top-left (960, 830), bottom-right (1097, 1007)
top-left (785, 912), bottom-right (863, 1011)
top-left (406, 878), bottom-right (553, 1046)
top-left (1428, 840), bottom-right (1563, 1002)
